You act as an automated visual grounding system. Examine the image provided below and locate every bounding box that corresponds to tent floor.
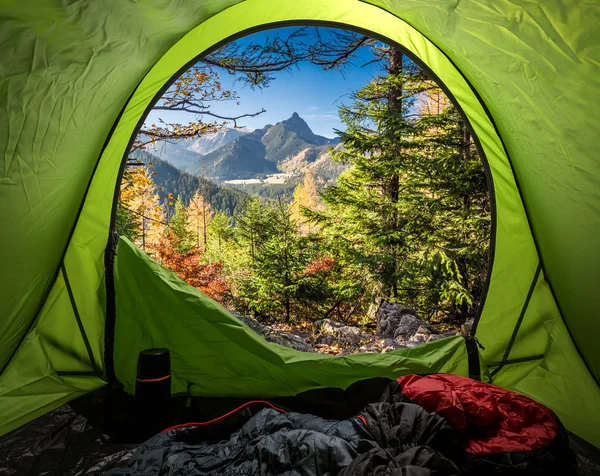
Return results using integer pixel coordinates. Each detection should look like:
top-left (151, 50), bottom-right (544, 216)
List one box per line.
top-left (1, 380), bottom-right (599, 475)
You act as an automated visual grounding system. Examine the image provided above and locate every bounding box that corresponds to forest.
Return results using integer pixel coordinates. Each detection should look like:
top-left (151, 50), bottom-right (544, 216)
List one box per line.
top-left (116, 28), bottom-right (490, 332)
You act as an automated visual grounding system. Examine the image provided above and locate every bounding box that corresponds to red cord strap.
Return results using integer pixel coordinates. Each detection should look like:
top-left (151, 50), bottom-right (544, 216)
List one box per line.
top-left (356, 415), bottom-right (369, 428)
top-left (162, 400), bottom-right (287, 433)
top-left (136, 374), bottom-right (170, 383)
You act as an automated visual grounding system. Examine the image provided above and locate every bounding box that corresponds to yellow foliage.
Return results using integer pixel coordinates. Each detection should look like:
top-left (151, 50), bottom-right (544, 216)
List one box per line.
top-left (187, 190), bottom-right (215, 249)
top-left (120, 165), bottom-right (165, 251)
top-left (292, 172), bottom-right (322, 234)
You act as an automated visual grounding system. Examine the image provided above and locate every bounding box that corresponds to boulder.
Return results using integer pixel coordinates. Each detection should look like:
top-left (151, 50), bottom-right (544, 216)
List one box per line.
top-left (376, 302), bottom-right (429, 341)
top-left (315, 334), bottom-right (337, 346)
top-left (233, 307), bottom-right (461, 356)
top-left (234, 313), bottom-right (268, 335)
top-left (429, 330), bottom-right (460, 342)
top-left (266, 330), bottom-right (312, 352)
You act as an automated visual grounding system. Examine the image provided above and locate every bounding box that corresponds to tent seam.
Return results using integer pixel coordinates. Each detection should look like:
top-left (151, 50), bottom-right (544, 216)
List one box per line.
top-left (61, 264), bottom-right (103, 378)
top-left (488, 354), bottom-right (544, 368)
top-left (490, 263), bottom-right (542, 379)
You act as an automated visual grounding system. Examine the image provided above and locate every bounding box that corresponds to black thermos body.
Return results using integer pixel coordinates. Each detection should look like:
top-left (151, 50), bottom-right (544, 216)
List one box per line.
top-left (135, 348), bottom-right (171, 433)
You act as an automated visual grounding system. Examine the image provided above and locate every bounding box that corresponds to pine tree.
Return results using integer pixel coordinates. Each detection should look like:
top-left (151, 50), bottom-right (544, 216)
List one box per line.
top-left (206, 211), bottom-right (233, 263)
top-left (410, 94), bottom-right (490, 320)
top-left (229, 198), bottom-right (319, 321)
top-left (311, 49), bottom-right (417, 299)
top-left (257, 200), bottom-right (310, 321)
top-left (234, 197), bottom-right (275, 265)
top-left (310, 50), bottom-right (489, 322)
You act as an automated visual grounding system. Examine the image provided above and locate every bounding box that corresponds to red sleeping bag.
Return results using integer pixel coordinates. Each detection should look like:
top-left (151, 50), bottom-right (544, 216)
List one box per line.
top-left (396, 374), bottom-right (573, 475)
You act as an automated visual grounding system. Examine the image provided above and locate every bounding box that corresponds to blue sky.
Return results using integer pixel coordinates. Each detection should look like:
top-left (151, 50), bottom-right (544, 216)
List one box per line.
top-left (145, 27), bottom-right (385, 138)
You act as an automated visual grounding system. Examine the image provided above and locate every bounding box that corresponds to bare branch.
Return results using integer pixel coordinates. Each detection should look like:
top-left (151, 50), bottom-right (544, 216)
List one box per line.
top-left (152, 104), bottom-right (266, 127)
top-left (202, 27), bottom-right (380, 88)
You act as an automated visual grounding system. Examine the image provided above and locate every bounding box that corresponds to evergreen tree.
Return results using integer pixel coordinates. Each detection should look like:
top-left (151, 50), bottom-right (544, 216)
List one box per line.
top-left (310, 51), bottom-right (489, 322)
top-left (206, 211), bottom-right (234, 263)
top-left (116, 201), bottom-right (141, 244)
top-left (230, 199), bottom-right (318, 321)
top-left (255, 200), bottom-right (312, 321)
top-left (234, 197), bottom-right (275, 264)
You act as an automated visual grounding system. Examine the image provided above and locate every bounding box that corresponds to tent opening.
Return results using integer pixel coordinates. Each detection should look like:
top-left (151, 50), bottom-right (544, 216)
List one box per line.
top-left (111, 24), bottom-right (494, 357)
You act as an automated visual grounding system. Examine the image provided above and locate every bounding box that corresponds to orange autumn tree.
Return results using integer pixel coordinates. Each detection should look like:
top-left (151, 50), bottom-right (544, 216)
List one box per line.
top-left (150, 230), bottom-right (230, 304)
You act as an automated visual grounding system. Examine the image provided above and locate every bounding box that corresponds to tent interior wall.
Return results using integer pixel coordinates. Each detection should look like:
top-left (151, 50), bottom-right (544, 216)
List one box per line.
top-left (0, 0), bottom-right (599, 452)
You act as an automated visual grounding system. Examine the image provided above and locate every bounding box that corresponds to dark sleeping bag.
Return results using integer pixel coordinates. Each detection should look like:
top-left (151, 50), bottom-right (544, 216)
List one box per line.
top-left (107, 400), bottom-right (458, 475)
top-left (108, 375), bottom-right (575, 475)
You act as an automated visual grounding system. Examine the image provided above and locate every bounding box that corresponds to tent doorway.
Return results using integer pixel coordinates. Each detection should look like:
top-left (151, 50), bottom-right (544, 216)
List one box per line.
top-left (113, 24), bottom-right (493, 359)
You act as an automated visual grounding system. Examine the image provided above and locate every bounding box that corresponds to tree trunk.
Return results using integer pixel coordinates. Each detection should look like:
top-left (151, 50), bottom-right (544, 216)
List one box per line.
top-left (385, 46), bottom-right (403, 299)
top-left (142, 216), bottom-right (146, 251)
top-left (202, 203), bottom-right (208, 247)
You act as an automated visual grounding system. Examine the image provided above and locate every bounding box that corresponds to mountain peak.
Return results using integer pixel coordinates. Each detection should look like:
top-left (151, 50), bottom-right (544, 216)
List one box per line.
top-left (284, 112), bottom-right (307, 126)
top-left (268, 112), bottom-right (336, 149)
top-left (280, 112), bottom-right (312, 134)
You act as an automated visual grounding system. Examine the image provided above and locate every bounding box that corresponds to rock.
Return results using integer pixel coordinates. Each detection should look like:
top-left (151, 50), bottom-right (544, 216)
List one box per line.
top-left (233, 313), bottom-right (311, 352)
top-left (358, 343), bottom-right (380, 353)
top-left (232, 308), bottom-right (461, 356)
top-left (408, 326), bottom-right (433, 345)
top-left (384, 338), bottom-right (399, 348)
top-left (376, 302), bottom-right (429, 340)
top-left (313, 319), bottom-right (370, 345)
top-left (267, 330), bottom-right (312, 352)
top-left (404, 340), bottom-right (421, 348)
top-left (314, 319), bottom-right (343, 335)
top-left (234, 313), bottom-right (268, 334)
top-left (315, 334), bottom-right (337, 346)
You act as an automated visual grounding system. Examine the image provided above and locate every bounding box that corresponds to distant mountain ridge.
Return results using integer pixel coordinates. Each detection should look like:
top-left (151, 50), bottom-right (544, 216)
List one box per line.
top-left (143, 113), bottom-right (343, 181)
top-left (187, 128), bottom-right (251, 156)
top-left (131, 150), bottom-right (247, 214)
top-left (185, 112), bottom-right (340, 180)
top-left (140, 127), bottom-right (248, 171)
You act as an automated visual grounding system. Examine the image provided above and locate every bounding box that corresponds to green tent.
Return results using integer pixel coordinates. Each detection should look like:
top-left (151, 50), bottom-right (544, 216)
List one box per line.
top-left (1, 0), bottom-right (599, 449)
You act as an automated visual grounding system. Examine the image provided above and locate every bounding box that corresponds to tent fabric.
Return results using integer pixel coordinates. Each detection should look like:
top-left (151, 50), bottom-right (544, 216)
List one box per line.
top-left (113, 236), bottom-right (470, 398)
top-left (0, 0), bottom-right (598, 448)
